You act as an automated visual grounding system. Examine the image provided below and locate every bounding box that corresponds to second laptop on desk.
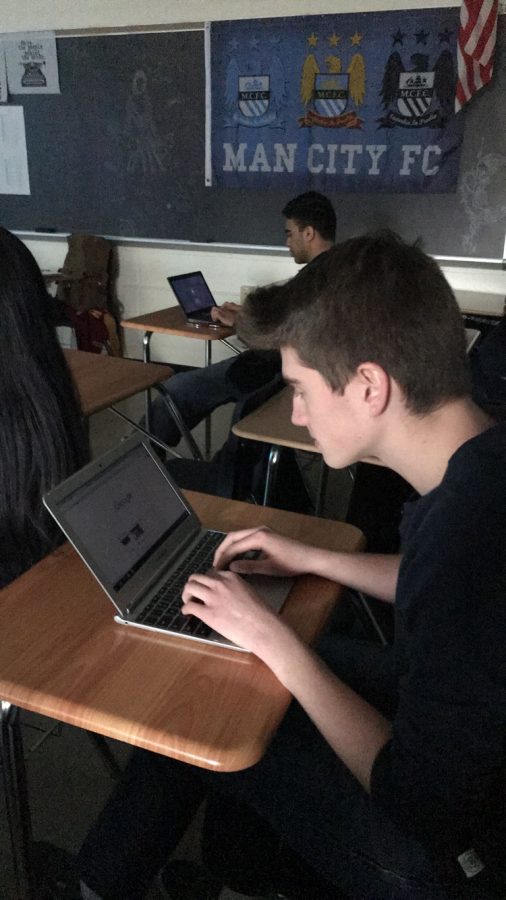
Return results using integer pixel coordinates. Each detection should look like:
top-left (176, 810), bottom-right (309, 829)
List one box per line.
top-left (168, 271), bottom-right (222, 327)
top-left (43, 435), bottom-right (292, 653)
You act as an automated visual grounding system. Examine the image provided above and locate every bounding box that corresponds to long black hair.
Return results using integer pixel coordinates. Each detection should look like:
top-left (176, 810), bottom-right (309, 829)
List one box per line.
top-left (0, 227), bottom-right (89, 586)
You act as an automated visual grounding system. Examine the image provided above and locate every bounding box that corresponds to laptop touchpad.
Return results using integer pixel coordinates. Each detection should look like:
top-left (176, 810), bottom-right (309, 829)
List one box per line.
top-left (242, 574), bottom-right (294, 614)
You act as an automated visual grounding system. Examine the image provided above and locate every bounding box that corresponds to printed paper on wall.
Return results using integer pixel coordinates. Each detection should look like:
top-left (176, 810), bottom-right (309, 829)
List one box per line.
top-left (4, 31), bottom-right (60, 95)
top-left (0, 106), bottom-right (31, 194)
top-left (0, 47), bottom-right (7, 103)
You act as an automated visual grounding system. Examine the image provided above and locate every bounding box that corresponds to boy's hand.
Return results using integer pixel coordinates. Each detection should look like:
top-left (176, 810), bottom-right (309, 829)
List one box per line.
top-left (213, 527), bottom-right (310, 578)
top-left (210, 302), bottom-right (241, 327)
top-left (181, 569), bottom-right (284, 655)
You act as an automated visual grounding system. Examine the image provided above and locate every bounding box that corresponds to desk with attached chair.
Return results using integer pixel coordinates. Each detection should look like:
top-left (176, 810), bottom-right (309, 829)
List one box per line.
top-left (0, 493), bottom-right (364, 897)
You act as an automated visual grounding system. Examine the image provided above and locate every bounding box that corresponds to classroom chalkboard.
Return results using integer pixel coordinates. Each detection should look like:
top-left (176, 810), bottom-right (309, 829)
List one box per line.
top-left (2, 22), bottom-right (506, 257)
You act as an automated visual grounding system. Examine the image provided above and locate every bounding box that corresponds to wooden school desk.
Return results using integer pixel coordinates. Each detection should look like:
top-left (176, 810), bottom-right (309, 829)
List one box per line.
top-left (64, 348), bottom-right (172, 416)
top-left (121, 307), bottom-right (237, 457)
top-left (232, 385), bottom-right (330, 513)
top-left (121, 306), bottom-right (236, 365)
top-left (64, 349), bottom-right (201, 459)
top-left (0, 493), bottom-right (364, 898)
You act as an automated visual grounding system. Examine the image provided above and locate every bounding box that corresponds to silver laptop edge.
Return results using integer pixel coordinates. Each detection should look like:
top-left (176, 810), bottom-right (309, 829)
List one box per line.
top-left (43, 435), bottom-right (291, 652)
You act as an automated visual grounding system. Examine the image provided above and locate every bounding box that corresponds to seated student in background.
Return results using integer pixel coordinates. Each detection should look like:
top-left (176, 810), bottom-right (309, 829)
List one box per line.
top-left (78, 233), bottom-right (506, 900)
top-left (149, 190), bottom-right (336, 447)
top-left (0, 227), bottom-right (89, 587)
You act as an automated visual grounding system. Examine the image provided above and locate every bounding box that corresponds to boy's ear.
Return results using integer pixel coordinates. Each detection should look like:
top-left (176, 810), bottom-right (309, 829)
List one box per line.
top-left (303, 225), bottom-right (316, 242)
top-left (356, 362), bottom-right (390, 415)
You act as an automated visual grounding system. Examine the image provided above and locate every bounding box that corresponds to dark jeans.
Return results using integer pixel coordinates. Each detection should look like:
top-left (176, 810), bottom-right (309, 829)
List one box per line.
top-left (150, 357), bottom-right (241, 446)
top-left (78, 636), bottom-right (448, 900)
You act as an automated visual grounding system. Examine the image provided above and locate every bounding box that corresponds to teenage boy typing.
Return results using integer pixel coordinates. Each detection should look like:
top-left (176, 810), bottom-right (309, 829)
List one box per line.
top-left (79, 233), bottom-right (506, 900)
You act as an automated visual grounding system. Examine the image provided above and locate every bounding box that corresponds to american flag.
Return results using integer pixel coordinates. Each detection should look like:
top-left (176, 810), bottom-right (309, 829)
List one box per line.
top-left (455, 0), bottom-right (499, 112)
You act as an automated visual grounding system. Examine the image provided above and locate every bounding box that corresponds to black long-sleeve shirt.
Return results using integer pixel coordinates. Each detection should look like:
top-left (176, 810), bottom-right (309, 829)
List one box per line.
top-left (371, 424), bottom-right (506, 857)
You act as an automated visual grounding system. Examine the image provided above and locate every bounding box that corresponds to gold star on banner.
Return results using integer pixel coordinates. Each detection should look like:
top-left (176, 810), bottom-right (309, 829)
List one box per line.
top-left (350, 31), bottom-right (363, 46)
top-left (328, 33), bottom-right (341, 47)
top-left (307, 33), bottom-right (318, 47)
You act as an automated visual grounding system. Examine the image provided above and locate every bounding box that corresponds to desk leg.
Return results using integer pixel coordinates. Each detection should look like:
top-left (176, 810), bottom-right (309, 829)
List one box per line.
top-left (143, 331), bottom-right (154, 430)
top-left (219, 338), bottom-right (241, 356)
top-left (142, 330), bottom-right (153, 363)
top-left (110, 406), bottom-right (184, 460)
top-left (0, 702), bottom-right (35, 898)
top-left (263, 445), bottom-right (281, 506)
top-left (204, 341), bottom-right (212, 460)
top-left (154, 386), bottom-right (204, 461)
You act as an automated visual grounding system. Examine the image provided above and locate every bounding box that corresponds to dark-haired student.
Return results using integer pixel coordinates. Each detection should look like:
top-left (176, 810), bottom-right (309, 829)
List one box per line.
top-left (78, 233), bottom-right (506, 899)
top-left (0, 227), bottom-right (88, 587)
top-left (148, 191), bottom-right (336, 447)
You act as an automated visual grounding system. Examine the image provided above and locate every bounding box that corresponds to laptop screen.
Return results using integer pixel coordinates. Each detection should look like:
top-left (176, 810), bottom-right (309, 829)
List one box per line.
top-left (57, 443), bottom-right (189, 592)
top-left (168, 271), bottom-right (216, 315)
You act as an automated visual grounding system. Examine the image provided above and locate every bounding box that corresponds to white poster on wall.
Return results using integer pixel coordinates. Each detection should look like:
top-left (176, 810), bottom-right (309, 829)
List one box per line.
top-left (4, 31), bottom-right (60, 94)
top-left (0, 106), bottom-right (30, 194)
top-left (0, 47), bottom-right (7, 102)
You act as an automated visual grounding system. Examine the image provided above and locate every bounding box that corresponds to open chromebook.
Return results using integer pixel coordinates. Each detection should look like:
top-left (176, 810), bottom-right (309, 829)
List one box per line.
top-left (43, 435), bottom-right (292, 652)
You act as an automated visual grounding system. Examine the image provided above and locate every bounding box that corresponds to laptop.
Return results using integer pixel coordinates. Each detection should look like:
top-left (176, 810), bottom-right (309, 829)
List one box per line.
top-left (43, 435), bottom-right (292, 652)
top-left (168, 271), bottom-right (220, 327)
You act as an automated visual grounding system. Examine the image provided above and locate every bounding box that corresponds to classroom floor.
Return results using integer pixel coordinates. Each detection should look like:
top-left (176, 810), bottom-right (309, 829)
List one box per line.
top-left (0, 390), bottom-right (353, 900)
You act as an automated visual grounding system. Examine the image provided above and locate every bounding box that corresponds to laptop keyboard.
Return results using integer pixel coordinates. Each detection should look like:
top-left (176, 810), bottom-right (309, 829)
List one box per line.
top-left (137, 531), bottom-right (224, 637)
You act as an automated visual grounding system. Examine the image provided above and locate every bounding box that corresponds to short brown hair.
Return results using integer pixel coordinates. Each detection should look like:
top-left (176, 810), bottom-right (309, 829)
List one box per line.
top-left (237, 231), bottom-right (471, 414)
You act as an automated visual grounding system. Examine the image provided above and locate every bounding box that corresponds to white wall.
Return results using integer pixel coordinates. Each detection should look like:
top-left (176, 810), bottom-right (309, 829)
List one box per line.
top-left (2, 1), bottom-right (459, 33)
top-left (9, 0), bottom-right (506, 365)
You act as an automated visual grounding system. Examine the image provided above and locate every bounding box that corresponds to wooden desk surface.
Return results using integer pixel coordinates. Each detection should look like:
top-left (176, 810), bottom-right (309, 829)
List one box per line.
top-left (0, 494), bottom-right (363, 772)
top-left (122, 306), bottom-right (235, 341)
top-left (233, 386), bottom-right (318, 453)
top-left (64, 349), bottom-right (172, 416)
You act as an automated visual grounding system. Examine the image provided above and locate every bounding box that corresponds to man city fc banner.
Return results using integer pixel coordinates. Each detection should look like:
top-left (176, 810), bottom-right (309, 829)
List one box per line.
top-left (205, 8), bottom-right (464, 192)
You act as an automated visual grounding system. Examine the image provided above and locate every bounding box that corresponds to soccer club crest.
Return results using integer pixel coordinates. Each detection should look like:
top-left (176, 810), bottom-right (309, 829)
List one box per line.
top-left (379, 51), bottom-right (455, 128)
top-left (224, 54), bottom-right (285, 128)
top-left (313, 73), bottom-right (349, 117)
top-left (238, 75), bottom-right (270, 119)
top-left (299, 42), bottom-right (365, 129)
top-left (397, 71), bottom-right (434, 118)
